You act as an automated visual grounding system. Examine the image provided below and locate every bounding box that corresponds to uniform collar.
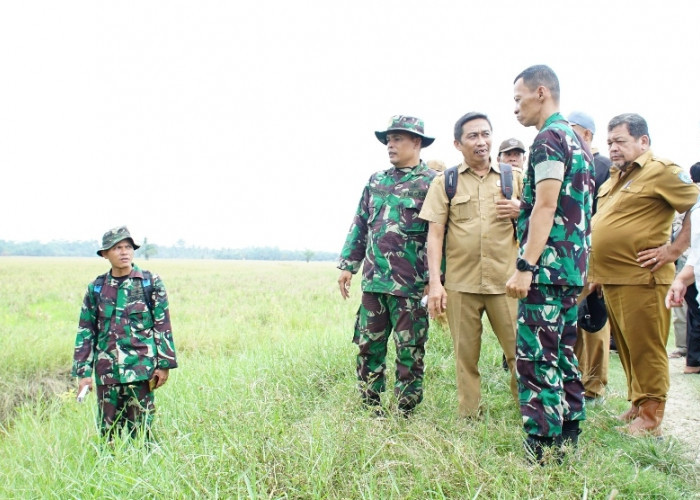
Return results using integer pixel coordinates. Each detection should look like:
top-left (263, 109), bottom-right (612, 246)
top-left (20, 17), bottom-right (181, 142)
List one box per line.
top-left (113, 264), bottom-right (144, 280)
top-left (610, 149), bottom-right (653, 177)
top-left (543, 112), bottom-right (565, 128)
top-left (459, 157), bottom-right (498, 174)
top-left (394, 160), bottom-right (428, 175)
top-left (632, 149), bottom-right (654, 169)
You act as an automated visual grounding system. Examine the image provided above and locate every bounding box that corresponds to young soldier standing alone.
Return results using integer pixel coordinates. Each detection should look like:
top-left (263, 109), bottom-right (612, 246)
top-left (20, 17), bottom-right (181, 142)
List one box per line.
top-left (72, 226), bottom-right (177, 441)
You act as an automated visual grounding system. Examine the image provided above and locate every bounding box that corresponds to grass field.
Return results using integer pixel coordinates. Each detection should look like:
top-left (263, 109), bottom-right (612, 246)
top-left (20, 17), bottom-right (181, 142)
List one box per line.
top-left (0, 257), bottom-right (698, 499)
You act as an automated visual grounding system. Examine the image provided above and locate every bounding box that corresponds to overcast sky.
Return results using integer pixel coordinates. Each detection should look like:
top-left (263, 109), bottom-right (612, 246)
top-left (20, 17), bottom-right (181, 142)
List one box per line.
top-left (2, 0), bottom-right (699, 252)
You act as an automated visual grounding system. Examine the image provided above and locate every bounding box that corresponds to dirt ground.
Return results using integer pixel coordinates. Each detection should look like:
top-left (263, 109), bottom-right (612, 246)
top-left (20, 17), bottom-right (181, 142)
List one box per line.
top-left (663, 356), bottom-right (700, 464)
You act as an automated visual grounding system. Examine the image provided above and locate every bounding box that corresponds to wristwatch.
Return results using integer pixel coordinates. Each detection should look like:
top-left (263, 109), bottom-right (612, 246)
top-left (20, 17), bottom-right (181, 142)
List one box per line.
top-left (516, 257), bottom-right (537, 273)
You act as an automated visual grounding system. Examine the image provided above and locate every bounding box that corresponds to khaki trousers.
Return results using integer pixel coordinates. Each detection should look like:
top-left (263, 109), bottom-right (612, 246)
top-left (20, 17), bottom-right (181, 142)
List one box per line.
top-left (603, 283), bottom-right (670, 404)
top-left (574, 320), bottom-right (610, 398)
top-left (446, 290), bottom-right (518, 417)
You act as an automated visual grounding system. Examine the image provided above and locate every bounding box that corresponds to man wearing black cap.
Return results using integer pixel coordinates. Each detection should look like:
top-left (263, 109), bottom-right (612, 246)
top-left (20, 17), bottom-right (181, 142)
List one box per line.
top-left (72, 226), bottom-right (177, 442)
top-left (497, 138), bottom-right (527, 173)
top-left (337, 115), bottom-right (436, 416)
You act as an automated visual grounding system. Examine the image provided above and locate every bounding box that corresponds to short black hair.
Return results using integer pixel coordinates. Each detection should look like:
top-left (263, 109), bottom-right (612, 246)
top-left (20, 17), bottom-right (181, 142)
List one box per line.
top-left (690, 162), bottom-right (700, 183)
top-left (608, 113), bottom-right (650, 142)
top-left (453, 112), bottom-right (492, 142)
top-left (513, 65), bottom-right (560, 103)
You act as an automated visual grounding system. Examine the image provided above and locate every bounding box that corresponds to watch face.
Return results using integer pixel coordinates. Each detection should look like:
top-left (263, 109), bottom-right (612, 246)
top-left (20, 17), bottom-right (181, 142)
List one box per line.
top-left (517, 258), bottom-right (532, 272)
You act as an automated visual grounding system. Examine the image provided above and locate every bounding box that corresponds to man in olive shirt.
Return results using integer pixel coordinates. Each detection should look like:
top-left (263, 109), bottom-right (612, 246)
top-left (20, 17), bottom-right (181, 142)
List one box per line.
top-left (589, 113), bottom-right (699, 436)
top-left (419, 111), bottom-right (521, 418)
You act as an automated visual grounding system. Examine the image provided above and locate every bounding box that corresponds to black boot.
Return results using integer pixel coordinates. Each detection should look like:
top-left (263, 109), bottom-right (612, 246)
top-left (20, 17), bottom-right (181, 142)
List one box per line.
top-left (524, 435), bottom-right (557, 465)
top-left (397, 401), bottom-right (416, 418)
top-left (361, 393), bottom-right (385, 418)
top-left (560, 420), bottom-right (581, 448)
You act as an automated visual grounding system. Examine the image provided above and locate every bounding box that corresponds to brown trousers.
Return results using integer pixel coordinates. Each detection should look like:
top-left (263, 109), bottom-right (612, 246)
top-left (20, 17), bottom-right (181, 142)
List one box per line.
top-left (603, 283), bottom-right (671, 405)
top-left (574, 320), bottom-right (610, 398)
top-left (446, 291), bottom-right (518, 417)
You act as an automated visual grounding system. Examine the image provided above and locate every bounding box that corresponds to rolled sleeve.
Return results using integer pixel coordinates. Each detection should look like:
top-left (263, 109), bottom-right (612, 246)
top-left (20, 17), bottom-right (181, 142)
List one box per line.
top-left (534, 160), bottom-right (565, 184)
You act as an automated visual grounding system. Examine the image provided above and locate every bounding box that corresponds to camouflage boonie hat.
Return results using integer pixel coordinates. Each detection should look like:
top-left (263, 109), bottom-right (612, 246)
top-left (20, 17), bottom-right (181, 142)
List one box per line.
top-left (97, 225), bottom-right (140, 256)
top-left (375, 115), bottom-right (435, 148)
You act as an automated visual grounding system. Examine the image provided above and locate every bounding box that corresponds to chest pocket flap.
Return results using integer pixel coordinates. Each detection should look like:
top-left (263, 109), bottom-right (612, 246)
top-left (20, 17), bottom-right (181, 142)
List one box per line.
top-left (450, 194), bottom-right (473, 221)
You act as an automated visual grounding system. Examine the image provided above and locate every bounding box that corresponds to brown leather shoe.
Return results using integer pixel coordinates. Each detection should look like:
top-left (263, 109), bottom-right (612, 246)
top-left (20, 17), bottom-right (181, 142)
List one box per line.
top-left (622, 400), bottom-right (665, 437)
top-left (617, 403), bottom-right (639, 422)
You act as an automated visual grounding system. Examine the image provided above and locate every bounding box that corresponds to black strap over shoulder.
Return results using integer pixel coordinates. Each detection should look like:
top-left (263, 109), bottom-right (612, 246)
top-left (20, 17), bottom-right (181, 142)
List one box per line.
top-left (93, 273), bottom-right (107, 297)
top-left (92, 271), bottom-right (155, 314)
top-left (498, 162), bottom-right (517, 239)
top-left (444, 165), bottom-right (460, 204)
top-left (499, 162), bottom-right (513, 200)
top-left (141, 270), bottom-right (154, 313)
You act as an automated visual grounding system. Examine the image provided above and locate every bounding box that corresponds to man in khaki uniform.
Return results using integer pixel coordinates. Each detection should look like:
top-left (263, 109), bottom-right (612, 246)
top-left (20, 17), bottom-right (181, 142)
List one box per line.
top-left (419, 111), bottom-right (521, 417)
top-left (589, 113), bottom-right (699, 436)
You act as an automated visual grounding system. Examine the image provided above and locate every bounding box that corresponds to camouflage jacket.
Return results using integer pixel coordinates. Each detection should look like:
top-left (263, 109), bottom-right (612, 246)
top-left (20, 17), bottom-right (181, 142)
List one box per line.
top-left (517, 113), bottom-right (595, 287)
top-left (338, 161), bottom-right (436, 298)
top-left (71, 264), bottom-right (178, 385)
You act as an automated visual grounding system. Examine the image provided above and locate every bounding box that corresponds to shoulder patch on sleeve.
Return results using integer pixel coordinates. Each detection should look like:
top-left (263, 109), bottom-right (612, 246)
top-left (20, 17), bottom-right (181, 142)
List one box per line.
top-left (678, 170), bottom-right (693, 184)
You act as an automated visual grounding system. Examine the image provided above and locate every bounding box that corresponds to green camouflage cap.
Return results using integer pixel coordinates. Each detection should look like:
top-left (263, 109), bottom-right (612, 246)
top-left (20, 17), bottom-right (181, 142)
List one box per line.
top-left (97, 225), bottom-right (140, 256)
top-left (375, 115), bottom-right (435, 148)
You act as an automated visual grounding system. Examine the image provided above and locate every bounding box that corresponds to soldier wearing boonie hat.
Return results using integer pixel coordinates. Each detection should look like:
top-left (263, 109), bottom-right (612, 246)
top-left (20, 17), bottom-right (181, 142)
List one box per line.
top-left (338, 115), bottom-right (436, 417)
top-left (72, 225), bottom-right (177, 442)
top-left (96, 225), bottom-right (141, 256)
top-left (374, 115), bottom-right (435, 148)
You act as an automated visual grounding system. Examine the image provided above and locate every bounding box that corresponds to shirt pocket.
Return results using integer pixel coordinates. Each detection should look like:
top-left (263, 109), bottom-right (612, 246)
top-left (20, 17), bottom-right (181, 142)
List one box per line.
top-left (367, 196), bottom-right (385, 226)
top-left (450, 194), bottom-right (474, 222)
top-left (400, 204), bottom-right (427, 234)
top-left (127, 301), bottom-right (155, 332)
top-left (595, 182), bottom-right (613, 211)
top-left (612, 184), bottom-right (644, 213)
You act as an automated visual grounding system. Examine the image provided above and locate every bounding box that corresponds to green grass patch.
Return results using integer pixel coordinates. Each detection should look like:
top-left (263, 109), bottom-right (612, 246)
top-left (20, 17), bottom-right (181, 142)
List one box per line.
top-left (0, 257), bottom-right (697, 498)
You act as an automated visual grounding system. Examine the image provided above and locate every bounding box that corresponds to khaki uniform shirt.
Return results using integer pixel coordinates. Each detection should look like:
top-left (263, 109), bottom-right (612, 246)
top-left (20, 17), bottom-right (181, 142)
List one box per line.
top-left (419, 160), bottom-right (522, 294)
top-left (589, 150), bottom-right (700, 285)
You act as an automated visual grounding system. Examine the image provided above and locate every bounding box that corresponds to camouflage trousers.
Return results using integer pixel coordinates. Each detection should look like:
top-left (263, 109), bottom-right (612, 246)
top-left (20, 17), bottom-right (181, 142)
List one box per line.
top-left (353, 292), bottom-right (429, 409)
top-left (96, 381), bottom-right (155, 440)
top-left (516, 284), bottom-right (585, 437)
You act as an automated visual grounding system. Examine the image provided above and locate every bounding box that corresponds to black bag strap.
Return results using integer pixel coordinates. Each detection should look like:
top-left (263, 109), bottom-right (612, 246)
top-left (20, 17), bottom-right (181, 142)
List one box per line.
top-left (499, 162), bottom-right (513, 199)
top-left (444, 165), bottom-right (460, 204)
top-left (141, 270), bottom-right (155, 314)
top-left (92, 271), bottom-right (155, 315)
top-left (445, 163), bottom-right (514, 201)
top-left (93, 273), bottom-right (107, 298)
top-left (498, 162), bottom-right (518, 239)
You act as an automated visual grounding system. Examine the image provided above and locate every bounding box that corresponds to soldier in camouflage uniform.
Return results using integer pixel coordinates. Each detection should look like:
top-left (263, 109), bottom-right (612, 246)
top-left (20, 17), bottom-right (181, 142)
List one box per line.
top-left (338, 115), bottom-right (436, 416)
top-left (505, 66), bottom-right (594, 463)
top-left (72, 226), bottom-right (177, 440)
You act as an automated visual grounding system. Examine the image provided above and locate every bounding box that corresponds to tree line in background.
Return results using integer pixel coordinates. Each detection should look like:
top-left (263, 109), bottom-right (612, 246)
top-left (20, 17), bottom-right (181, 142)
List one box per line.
top-left (0, 239), bottom-right (337, 262)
